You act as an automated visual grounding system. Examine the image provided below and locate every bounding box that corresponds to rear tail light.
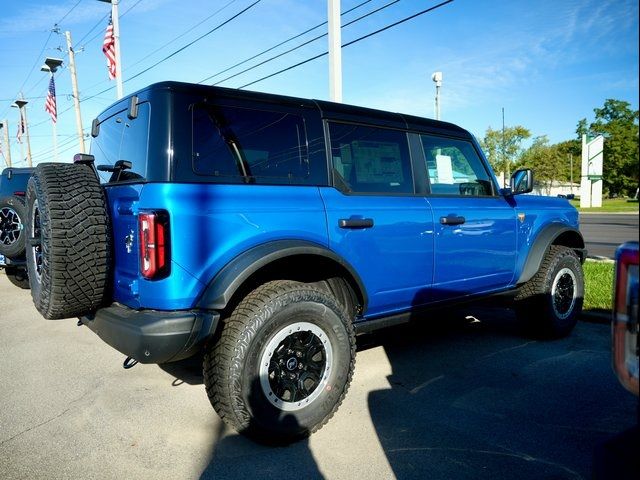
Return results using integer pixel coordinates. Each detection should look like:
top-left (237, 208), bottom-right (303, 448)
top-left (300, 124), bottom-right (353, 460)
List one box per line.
top-left (13, 191), bottom-right (25, 197)
top-left (138, 211), bottom-right (170, 280)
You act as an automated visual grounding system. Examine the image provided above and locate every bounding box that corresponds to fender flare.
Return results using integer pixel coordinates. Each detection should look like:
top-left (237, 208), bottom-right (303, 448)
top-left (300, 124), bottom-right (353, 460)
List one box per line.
top-left (517, 223), bottom-right (586, 285)
top-left (196, 239), bottom-right (368, 311)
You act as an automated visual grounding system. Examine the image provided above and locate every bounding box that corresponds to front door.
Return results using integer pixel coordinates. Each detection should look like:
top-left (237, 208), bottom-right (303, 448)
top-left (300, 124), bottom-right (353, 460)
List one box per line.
top-left (418, 133), bottom-right (518, 300)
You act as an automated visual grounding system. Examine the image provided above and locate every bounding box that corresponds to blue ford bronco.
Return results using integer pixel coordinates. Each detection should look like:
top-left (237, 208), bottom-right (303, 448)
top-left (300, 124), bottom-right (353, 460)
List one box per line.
top-left (24, 81), bottom-right (585, 442)
top-left (0, 166), bottom-right (34, 288)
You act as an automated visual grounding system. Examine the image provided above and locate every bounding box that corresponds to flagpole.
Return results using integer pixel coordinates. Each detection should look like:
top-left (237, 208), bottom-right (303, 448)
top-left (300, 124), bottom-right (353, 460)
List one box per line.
top-left (42, 58), bottom-right (62, 162)
top-left (52, 100), bottom-right (58, 162)
top-left (98, 0), bottom-right (123, 99)
top-left (112, 0), bottom-right (124, 99)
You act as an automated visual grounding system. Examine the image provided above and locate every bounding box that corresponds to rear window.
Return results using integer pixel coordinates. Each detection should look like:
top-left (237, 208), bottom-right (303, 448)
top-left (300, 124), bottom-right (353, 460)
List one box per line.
top-left (191, 104), bottom-right (311, 185)
top-left (329, 122), bottom-right (414, 194)
top-left (91, 102), bottom-right (150, 184)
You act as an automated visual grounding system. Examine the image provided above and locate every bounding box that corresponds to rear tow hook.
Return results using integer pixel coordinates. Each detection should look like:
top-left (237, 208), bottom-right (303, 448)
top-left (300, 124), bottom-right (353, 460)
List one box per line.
top-left (123, 356), bottom-right (139, 369)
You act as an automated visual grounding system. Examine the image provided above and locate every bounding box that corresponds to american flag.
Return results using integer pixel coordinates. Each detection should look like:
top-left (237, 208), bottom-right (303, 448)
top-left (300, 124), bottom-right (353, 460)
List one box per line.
top-left (16, 112), bottom-right (24, 144)
top-left (103, 15), bottom-right (117, 80)
top-left (45, 76), bottom-right (57, 123)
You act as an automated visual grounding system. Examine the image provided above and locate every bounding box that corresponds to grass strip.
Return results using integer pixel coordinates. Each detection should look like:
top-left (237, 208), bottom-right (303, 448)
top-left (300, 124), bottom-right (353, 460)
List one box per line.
top-left (583, 260), bottom-right (614, 311)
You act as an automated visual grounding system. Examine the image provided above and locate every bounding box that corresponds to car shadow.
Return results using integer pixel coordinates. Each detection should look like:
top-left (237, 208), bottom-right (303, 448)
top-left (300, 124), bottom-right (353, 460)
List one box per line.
top-left (156, 305), bottom-right (636, 479)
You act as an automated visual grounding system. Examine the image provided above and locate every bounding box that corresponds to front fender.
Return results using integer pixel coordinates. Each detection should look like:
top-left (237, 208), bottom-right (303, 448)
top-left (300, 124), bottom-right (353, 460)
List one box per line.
top-left (517, 223), bottom-right (586, 284)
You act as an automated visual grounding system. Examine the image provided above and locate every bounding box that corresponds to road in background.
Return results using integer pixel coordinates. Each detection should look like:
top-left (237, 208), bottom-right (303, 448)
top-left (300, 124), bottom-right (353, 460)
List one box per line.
top-left (580, 213), bottom-right (639, 259)
top-left (1, 273), bottom-right (637, 479)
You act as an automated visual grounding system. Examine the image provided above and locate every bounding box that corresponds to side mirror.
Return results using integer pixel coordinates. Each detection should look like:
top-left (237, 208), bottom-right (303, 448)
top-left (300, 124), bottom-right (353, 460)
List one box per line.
top-left (510, 169), bottom-right (533, 195)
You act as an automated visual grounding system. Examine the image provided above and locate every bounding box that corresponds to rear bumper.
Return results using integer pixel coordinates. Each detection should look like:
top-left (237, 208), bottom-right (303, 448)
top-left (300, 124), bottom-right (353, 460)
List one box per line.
top-left (80, 304), bottom-right (220, 364)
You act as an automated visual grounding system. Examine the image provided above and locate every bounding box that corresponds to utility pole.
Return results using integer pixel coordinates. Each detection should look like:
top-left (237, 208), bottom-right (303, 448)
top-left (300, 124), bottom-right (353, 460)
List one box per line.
top-left (65, 31), bottom-right (86, 153)
top-left (502, 106), bottom-right (507, 187)
top-left (328, 0), bottom-right (342, 103)
top-left (569, 153), bottom-right (573, 193)
top-left (0, 120), bottom-right (11, 167)
top-left (98, 0), bottom-right (124, 99)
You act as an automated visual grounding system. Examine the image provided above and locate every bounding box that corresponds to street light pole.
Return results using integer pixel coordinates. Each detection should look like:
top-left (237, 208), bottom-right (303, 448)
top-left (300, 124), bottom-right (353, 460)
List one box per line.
top-left (431, 72), bottom-right (442, 120)
top-left (13, 99), bottom-right (32, 167)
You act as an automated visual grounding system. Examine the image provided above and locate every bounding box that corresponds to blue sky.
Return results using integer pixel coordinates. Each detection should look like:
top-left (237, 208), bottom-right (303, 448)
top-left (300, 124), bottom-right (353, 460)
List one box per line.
top-left (1, 0), bottom-right (638, 167)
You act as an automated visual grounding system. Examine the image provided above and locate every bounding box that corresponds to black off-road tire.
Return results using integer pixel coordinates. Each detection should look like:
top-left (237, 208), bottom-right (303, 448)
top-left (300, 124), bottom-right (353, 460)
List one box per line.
top-left (515, 245), bottom-right (584, 338)
top-left (4, 265), bottom-right (30, 289)
top-left (204, 280), bottom-right (356, 443)
top-left (0, 195), bottom-right (28, 258)
top-left (26, 163), bottom-right (111, 319)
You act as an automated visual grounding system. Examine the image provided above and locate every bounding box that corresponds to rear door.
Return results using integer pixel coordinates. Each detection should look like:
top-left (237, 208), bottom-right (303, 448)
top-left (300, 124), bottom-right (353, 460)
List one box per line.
top-left (418, 133), bottom-right (517, 299)
top-left (320, 121), bottom-right (434, 318)
top-left (92, 102), bottom-right (151, 309)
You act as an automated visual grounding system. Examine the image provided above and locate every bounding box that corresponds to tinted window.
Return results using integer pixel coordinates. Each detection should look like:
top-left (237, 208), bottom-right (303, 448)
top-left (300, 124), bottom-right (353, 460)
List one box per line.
top-left (91, 102), bottom-right (150, 184)
top-left (420, 135), bottom-right (494, 196)
top-left (329, 122), bottom-right (413, 194)
top-left (192, 105), bottom-right (310, 184)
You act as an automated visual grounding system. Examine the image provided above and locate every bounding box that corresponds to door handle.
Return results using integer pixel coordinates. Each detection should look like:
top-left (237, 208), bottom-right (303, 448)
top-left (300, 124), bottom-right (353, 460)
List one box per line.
top-left (440, 215), bottom-right (466, 226)
top-left (339, 218), bottom-right (374, 229)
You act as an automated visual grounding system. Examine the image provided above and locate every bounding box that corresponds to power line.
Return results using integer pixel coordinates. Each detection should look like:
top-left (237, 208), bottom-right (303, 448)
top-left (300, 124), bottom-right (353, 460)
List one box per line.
top-left (73, 13), bottom-right (109, 49)
top-left (212, 0), bottom-right (400, 86)
top-left (124, 0), bottom-right (263, 85)
top-left (239, 0), bottom-right (454, 89)
top-left (126, 0), bottom-right (238, 72)
top-left (57, 0), bottom-right (83, 25)
top-left (80, 0), bottom-right (264, 102)
top-left (198, 0), bottom-right (373, 84)
top-left (1, 0), bottom-right (93, 116)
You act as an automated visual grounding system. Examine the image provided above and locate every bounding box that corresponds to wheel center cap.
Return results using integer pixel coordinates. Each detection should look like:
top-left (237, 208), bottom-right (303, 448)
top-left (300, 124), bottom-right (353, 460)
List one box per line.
top-left (286, 357), bottom-right (298, 371)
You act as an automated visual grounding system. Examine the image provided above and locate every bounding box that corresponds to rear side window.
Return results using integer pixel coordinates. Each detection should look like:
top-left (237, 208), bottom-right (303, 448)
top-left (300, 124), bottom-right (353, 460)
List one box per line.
top-left (420, 135), bottom-right (494, 196)
top-left (91, 102), bottom-right (150, 184)
top-left (329, 122), bottom-right (413, 194)
top-left (192, 105), bottom-right (310, 184)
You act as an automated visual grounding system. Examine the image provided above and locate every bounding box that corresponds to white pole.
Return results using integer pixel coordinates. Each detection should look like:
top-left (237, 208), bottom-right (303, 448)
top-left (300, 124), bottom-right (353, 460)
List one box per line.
top-left (1, 120), bottom-right (11, 167)
top-left (432, 72), bottom-right (442, 120)
top-left (112, 0), bottom-right (124, 99)
top-left (328, 0), bottom-right (342, 103)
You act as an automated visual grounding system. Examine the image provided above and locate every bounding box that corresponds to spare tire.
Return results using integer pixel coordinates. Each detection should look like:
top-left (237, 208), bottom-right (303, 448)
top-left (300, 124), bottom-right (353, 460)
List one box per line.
top-left (26, 163), bottom-right (111, 319)
top-left (0, 195), bottom-right (27, 259)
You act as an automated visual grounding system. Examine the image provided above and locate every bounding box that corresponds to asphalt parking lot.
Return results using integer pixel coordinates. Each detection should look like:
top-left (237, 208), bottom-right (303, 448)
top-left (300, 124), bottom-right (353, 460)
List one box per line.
top-left (0, 272), bottom-right (637, 480)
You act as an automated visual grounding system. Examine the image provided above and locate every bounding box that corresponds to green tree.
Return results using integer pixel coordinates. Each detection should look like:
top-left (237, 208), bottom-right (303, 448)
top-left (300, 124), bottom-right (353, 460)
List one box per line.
top-left (586, 99), bottom-right (639, 197)
top-left (480, 126), bottom-right (531, 178)
top-left (576, 118), bottom-right (589, 139)
top-left (516, 136), bottom-right (559, 192)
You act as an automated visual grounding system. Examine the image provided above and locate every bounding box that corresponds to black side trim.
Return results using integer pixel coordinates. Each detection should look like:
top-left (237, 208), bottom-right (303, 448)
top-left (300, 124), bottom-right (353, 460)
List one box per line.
top-left (517, 224), bottom-right (585, 285)
top-left (196, 240), bottom-right (368, 311)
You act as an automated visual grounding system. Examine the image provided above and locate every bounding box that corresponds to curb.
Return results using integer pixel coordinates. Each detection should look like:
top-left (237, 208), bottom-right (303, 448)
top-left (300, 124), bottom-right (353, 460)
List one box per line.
top-left (579, 211), bottom-right (639, 215)
top-left (586, 256), bottom-right (614, 262)
top-left (581, 309), bottom-right (611, 324)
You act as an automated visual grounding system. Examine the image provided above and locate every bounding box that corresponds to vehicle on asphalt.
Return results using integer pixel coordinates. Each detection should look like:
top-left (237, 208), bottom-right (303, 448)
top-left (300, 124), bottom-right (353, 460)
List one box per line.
top-left (24, 81), bottom-right (586, 443)
top-left (0, 167), bottom-right (34, 289)
top-left (612, 241), bottom-right (639, 396)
